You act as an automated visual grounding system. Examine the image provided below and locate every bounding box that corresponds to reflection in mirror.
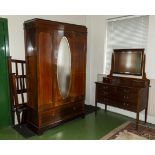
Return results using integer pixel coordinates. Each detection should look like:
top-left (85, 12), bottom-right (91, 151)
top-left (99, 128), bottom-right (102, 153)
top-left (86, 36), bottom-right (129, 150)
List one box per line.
top-left (57, 36), bottom-right (71, 99)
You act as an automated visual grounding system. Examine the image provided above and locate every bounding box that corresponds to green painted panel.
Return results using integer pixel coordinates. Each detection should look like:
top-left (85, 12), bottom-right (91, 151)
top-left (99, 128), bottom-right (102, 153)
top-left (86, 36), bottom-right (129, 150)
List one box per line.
top-left (0, 18), bottom-right (11, 128)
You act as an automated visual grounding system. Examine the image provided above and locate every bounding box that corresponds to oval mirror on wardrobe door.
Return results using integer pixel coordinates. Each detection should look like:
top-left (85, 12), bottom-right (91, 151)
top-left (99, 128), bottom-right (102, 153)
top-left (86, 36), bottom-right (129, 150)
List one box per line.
top-left (57, 36), bottom-right (71, 99)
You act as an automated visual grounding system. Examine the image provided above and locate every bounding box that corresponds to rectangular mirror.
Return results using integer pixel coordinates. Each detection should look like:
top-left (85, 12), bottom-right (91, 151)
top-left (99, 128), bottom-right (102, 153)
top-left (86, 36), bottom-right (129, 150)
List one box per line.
top-left (112, 49), bottom-right (144, 76)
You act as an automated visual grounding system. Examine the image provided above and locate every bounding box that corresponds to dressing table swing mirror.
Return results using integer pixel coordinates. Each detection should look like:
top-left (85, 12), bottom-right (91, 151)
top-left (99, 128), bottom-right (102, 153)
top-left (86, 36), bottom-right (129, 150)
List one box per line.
top-left (95, 49), bottom-right (150, 130)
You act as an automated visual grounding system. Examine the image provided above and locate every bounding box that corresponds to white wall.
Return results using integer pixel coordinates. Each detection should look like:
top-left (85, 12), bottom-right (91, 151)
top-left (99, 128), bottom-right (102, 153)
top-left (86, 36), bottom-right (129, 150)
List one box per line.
top-left (86, 15), bottom-right (155, 124)
top-left (85, 15), bottom-right (124, 106)
top-left (1, 15), bottom-right (87, 125)
top-left (2, 15), bottom-right (105, 110)
top-left (2, 15), bottom-right (86, 59)
top-left (85, 16), bottom-right (107, 105)
top-left (146, 16), bottom-right (155, 79)
top-left (3, 15), bottom-right (155, 124)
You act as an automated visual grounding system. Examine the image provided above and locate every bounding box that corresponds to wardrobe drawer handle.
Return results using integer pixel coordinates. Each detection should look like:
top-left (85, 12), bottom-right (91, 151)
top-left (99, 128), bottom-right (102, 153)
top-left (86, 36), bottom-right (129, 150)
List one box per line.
top-left (124, 96), bottom-right (129, 99)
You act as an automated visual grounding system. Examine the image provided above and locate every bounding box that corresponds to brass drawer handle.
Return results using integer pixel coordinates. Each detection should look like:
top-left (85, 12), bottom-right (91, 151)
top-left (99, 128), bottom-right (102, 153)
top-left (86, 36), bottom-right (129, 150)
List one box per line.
top-left (103, 86), bottom-right (108, 89)
top-left (123, 96), bottom-right (129, 99)
top-left (123, 102), bottom-right (129, 106)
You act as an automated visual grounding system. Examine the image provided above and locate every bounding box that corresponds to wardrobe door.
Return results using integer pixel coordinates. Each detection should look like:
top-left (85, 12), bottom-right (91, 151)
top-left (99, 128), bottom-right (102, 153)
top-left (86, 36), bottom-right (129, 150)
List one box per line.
top-left (38, 31), bottom-right (53, 111)
top-left (52, 30), bottom-right (87, 104)
top-left (25, 27), bottom-right (37, 110)
top-left (52, 30), bottom-right (73, 106)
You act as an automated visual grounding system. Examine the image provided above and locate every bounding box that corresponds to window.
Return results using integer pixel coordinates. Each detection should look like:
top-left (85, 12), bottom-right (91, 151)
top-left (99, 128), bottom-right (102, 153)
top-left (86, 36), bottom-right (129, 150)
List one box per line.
top-left (104, 16), bottom-right (149, 75)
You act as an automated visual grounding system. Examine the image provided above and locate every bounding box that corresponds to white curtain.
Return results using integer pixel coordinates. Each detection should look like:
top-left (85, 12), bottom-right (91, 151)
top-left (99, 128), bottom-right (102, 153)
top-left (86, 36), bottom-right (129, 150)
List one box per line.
top-left (104, 16), bottom-right (149, 75)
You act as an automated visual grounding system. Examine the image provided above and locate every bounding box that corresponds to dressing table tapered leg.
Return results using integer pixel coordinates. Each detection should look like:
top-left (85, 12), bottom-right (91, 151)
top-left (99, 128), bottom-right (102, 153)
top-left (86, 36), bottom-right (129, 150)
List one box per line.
top-left (105, 104), bottom-right (107, 112)
top-left (145, 107), bottom-right (148, 123)
top-left (95, 101), bottom-right (97, 115)
top-left (136, 112), bottom-right (139, 130)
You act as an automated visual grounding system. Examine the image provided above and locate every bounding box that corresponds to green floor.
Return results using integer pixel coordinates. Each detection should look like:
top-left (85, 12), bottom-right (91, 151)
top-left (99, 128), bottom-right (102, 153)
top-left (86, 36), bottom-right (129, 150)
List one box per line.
top-left (0, 109), bottom-right (131, 140)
